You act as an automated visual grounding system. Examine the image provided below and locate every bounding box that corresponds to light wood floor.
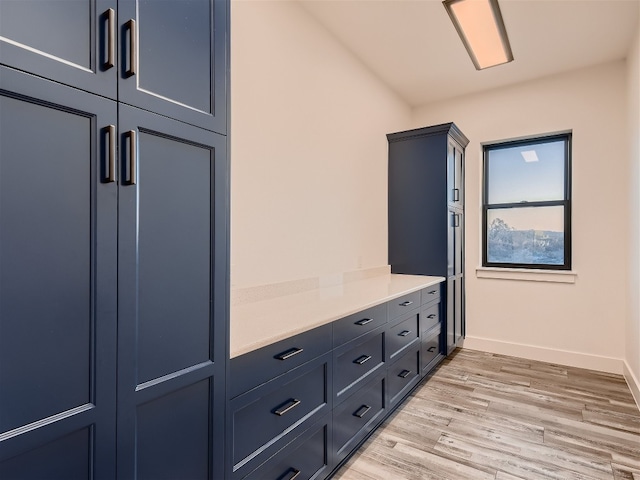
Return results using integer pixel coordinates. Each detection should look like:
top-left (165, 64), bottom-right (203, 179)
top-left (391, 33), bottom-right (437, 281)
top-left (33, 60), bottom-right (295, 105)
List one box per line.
top-left (333, 348), bottom-right (640, 480)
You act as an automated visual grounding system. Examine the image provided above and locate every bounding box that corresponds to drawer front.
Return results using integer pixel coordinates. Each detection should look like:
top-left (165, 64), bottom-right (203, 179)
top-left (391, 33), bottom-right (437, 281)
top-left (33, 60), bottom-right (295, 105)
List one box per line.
top-left (421, 324), bottom-right (442, 371)
top-left (387, 310), bottom-right (420, 362)
top-left (231, 360), bottom-right (329, 472)
top-left (243, 417), bottom-right (331, 480)
top-left (334, 330), bottom-right (384, 400)
top-left (388, 291), bottom-right (421, 321)
top-left (230, 323), bottom-right (332, 398)
top-left (388, 346), bottom-right (421, 407)
top-left (333, 303), bottom-right (387, 347)
top-left (333, 374), bottom-right (385, 462)
top-left (421, 284), bottom-right (441, 305)
top-left (420, 302), bottom-right (440, 333)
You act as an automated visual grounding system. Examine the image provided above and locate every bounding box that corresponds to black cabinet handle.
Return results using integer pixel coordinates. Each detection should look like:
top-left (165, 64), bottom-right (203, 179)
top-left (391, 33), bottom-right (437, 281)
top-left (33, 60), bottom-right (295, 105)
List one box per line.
top-left (274, 347), bottom-right (304, 361)
top-left (277, 468), bottom-right (301, 480)
top-left (427, 314), bottom-right (436, 319)
top-left (126, 19), bottom-right (137, 76)
top-left (428, 290), bottom-right (437, 295)
top-left (427, 346), bottom-right (436, 353)
top-left (354, 405), bottom-right (371, 418)
top-left (126, 130), bottom-right (137, 185)
top-left (398, 369), bottom-right (411, 378)
top-left (105, 125), bottom-right (116, 182)
top-left (354, 355), bottom-right (371, 365)
top-left (399, 301), bottom-right (413, 307)
top-left (105, 8), bottom-right (115, 68)
top-left (355, 318), bottom-right (373, 326)
top-left (273, 398), bottom-right (301, 416)
top-left (398, 330), bottom-right (411, 337)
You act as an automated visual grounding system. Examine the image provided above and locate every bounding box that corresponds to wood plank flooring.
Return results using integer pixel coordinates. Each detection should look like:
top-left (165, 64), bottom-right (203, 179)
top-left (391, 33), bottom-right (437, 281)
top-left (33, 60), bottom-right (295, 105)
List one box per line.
top-left (333, 349), bottom-right (640, 480)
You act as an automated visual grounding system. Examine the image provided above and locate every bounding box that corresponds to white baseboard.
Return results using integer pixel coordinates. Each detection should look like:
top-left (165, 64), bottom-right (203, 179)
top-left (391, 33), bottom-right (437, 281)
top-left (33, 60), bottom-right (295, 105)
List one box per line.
top-left (623, 361), bottom-right (640, 411)
top-left (462, 336), bottom-right (624, 374)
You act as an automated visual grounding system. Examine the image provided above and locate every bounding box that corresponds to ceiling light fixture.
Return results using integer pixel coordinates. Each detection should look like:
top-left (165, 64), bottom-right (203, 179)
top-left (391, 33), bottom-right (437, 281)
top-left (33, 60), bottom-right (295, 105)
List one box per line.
top-left (443, 0), bottom-right (514, 70)
top-left (521, 150), bottom-right (539, 163)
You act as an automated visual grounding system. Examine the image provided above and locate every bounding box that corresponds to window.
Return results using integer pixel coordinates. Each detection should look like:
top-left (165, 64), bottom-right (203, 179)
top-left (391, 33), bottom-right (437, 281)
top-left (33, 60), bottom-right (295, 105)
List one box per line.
top-left (483, 133), bottom-right (571, 270)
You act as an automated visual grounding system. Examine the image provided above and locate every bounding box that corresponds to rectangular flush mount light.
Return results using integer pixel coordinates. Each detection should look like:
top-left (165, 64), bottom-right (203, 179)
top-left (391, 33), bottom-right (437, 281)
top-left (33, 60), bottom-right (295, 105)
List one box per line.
top-left (443, 0), bottom-right (514, 70)
top-left (521, 150), bottom-right (539, 163)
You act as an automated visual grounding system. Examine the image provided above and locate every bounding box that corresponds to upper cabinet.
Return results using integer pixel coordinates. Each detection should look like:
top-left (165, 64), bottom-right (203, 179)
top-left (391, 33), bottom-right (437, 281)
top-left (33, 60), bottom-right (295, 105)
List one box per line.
top-left (447, 140), bottom-right (465, 208)
top-left (0, 0), bottom-right (228, 134)
top-left (0, 0), bottom-right (118, 99)
top-left (117, 0), bottom-right (227, 133)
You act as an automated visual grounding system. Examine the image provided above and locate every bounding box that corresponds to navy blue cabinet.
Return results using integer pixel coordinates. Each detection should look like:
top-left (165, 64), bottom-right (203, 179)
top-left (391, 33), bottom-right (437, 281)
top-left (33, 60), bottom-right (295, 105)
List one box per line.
top-left (0, 0), bottom-right (118, 99)
top-left (117, 0), bottom-right (228, 134)
top-left (0, 1), bottom-right (229, 477)
top-left (0, 0), bottom-right (227, 135)
top-left (388, 123), bottom-right (469, 355)
top-left (228, 284), bottom-right (443, 479)
top-left (228, 351), bottom-right (333, 479)
top-left (115, 105), bottom-right (227, 479)
top-left (0, 66), bottom-right (118, 480)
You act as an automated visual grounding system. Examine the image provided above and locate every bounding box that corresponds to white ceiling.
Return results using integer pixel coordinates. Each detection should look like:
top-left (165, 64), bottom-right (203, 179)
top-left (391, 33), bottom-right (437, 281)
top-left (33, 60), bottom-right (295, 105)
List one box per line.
top-left (299, 0), bottom-right (640, 106)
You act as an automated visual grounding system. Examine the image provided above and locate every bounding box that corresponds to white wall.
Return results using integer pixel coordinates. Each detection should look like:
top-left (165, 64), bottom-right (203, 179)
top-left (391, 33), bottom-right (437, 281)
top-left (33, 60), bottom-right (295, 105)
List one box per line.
top-left (626, 20), bottom-right (640, 402)
top-left (230, 0), bottom-right (411, 288)
top-left (413, 62), bottom-right (630, 373)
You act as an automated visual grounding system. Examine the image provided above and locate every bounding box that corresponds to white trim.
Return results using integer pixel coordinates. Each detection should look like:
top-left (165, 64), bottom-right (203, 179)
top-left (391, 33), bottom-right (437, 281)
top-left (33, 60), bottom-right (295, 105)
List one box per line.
top-left (476, 266), bottom-right (577, 283)
top-left (623, 360), bottom-right (640, 411)
top-left (462, 336), bottom-right (623, 374)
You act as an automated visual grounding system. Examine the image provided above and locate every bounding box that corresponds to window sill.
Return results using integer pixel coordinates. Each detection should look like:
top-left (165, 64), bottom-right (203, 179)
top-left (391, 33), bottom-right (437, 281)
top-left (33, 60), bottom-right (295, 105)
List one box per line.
top-left (475, 267), bottom-right (577, 283)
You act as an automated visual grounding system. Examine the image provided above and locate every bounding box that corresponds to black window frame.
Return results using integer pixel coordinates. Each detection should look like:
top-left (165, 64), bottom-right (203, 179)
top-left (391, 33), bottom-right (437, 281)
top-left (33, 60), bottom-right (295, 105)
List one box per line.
top-left (482, 132), bottom-right (572, 270)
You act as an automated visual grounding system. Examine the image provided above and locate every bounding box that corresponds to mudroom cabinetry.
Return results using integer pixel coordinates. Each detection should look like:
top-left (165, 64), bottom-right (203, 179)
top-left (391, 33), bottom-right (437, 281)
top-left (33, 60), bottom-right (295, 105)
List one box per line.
top-left (388, 123), bottom-right (469, 354)
top-left (229, 278), bottom-right (444, 479)
top-left (0, 1), bottom-right (229, 478)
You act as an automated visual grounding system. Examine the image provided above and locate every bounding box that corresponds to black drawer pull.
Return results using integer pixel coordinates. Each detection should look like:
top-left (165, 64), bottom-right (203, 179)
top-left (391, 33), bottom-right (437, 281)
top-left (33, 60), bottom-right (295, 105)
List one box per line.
top-left (398, 330), bottom-right (411, 337)
top-left (428, 290), bottom-right (437, 295)
top-left (427, 314), bottom-right (436, 319)
top-left (354, 405), bottom-right (371, 418)
top-left (354, 355), bottom-right (372, 365)
top-left (427, 346), bottom-right (436, 353)
top-left (274, 347), bottom-right (304, 361)
top-left (278, 468), bottom-right (301, 480)
top-left (399, 300), bottom-right (413, 307)
top-left (355, 318), bottom-right (373, 326)
top-left (398, 369), bottom-right (411, 378)
top-left (273, 398), bottom-right (301, 416)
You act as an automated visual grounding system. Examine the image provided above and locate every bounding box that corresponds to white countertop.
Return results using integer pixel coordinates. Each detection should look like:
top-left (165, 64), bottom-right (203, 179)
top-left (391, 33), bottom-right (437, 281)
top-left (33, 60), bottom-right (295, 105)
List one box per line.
top-left (230, 273), bottom-right (444, 358)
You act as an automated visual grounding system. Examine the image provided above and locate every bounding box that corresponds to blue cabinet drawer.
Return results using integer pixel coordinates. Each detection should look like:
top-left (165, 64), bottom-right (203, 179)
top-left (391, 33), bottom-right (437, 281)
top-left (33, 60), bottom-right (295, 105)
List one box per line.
top-left (388, 291), bottom-right (421, 320)
top-left (230, 323), bottom-right (332, 398)
top-left (421, 324), bottom-right (442, 372)
top-left (387, 310), bottom-right (420, 363)
top-left (333, 303), bottom-right (387, 347)
top-left (230, 355), bottom-right (331, 475)
top-left (243, 416), bottom-right (331, 480)
top-left (333, 374), bottom-right (386, 465)
top-left (420, 302), bottom-right (440, 333)
top-left (334, 329), bottom-right (385, 402)
top-left (388, 346), bottom-right (421, 407)
top-left (421, 284), bottom-right (441, 305)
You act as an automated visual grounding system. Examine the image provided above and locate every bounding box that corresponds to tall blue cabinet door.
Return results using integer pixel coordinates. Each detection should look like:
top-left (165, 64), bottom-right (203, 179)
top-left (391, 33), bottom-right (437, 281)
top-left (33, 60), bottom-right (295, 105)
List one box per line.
top-left (118, 0), bottom-right (228, 134)
top-left (116, 104), bottom-right (228, 480)
top-left (0, 0), bottom-right (118, 99)
top-left (0, 67), bottom-right (118, 479)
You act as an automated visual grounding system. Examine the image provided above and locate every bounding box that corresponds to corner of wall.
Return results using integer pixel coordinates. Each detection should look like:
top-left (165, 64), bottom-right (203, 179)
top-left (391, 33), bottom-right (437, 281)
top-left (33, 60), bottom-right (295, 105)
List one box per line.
top-left (624, 360), bottom-right (640, 411)
top-left (626, 11), bottom-right (640, 405)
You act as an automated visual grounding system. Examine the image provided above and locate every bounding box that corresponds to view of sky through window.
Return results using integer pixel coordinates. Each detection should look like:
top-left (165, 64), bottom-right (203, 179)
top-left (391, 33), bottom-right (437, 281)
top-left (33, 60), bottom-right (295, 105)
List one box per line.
top-left (484, 135), bottom-right (570, 268)
top-left (487, 140), bottom-right (565, 205)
